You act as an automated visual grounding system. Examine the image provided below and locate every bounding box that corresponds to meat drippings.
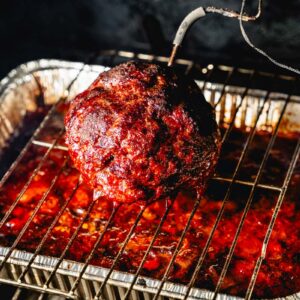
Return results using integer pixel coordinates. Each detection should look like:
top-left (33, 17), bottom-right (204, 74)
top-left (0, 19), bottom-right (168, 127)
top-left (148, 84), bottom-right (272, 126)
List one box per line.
top-left (0, 124), bottom-right (299, 298)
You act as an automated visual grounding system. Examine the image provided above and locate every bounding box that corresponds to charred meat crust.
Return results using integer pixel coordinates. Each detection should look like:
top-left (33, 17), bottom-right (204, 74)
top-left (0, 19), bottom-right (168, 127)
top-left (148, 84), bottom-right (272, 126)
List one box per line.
top-left (65, 61), bottom-right (221, 203)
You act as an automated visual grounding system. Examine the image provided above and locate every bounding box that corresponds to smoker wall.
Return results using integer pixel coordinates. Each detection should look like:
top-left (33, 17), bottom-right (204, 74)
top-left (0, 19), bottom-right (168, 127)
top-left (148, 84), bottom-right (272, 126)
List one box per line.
top-left (0, 0), bottom-right (300, 77)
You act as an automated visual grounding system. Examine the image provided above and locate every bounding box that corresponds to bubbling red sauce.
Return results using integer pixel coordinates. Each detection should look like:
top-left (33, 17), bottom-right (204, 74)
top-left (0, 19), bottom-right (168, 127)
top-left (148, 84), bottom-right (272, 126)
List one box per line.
top-left (0, 124), bottom-right (299, 299)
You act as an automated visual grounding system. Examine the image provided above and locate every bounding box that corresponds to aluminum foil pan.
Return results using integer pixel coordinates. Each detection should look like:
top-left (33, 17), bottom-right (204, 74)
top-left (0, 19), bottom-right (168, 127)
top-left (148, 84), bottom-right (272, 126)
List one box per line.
top-left (0, 59), bottom-right (299, 300)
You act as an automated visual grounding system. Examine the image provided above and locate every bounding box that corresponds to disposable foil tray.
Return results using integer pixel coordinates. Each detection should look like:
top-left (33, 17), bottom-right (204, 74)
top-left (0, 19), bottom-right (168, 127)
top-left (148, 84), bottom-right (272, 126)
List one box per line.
top-left (0, 59), bottom-right (299, 300)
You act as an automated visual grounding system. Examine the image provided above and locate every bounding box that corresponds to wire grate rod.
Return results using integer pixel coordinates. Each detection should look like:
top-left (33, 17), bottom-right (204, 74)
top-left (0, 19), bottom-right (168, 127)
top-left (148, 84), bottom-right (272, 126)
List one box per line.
top-left (213, 68), bottom-right (235, 109)
top-left (212, 80), bottom-right (297, 300)
top-left (245, 136), bottom-right (300, 299)
top-left (0, 277), bottom-right (75, 299)
top-left (94, 205), bottom-right (147, 300)
top-left (122, 198), bottom-right (175, 300)
top-left (42, 194), bottom-right (98, 291)
top-left (221, 70), bottom-right (255, 144)
top-left (68, 203), bottom-right (120, 297)
top-left (32, 140), bottom-right (68, 151)
top-left (212, 176), bottom-right (282, 192)
top-left (151, 196), bottom-right (201, 300)
top-left (17, 178), bottom-right (81, 283)
top-left (0, 156), bottom-right (69, 271)
top-left (0, 128), bottom-right (65, 232)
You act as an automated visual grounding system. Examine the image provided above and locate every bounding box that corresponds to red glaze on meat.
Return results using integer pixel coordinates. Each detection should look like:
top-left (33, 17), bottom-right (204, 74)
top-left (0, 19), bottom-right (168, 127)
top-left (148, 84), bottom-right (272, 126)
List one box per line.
top-left (64, 61), bottom-right (220, 203)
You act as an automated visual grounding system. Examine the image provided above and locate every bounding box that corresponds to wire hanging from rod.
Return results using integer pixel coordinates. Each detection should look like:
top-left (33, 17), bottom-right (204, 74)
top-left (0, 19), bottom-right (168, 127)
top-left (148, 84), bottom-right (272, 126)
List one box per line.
top-left (168, 0), bottom-right (262, 66)
top-left (169, 0), bottom-right (300, 76)
top-left (238, 0), bottom-right (300, 75)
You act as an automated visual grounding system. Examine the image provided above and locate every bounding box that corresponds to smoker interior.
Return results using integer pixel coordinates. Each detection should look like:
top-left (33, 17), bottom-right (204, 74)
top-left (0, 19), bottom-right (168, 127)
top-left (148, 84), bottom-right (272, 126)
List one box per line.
top-left (0, 52), bottom-right (300, 300)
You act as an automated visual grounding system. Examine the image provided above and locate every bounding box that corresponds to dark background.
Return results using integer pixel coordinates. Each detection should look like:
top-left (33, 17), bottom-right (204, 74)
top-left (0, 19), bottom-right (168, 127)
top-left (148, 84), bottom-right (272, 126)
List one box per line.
top-left (0, 0), bottom-right (300, 77)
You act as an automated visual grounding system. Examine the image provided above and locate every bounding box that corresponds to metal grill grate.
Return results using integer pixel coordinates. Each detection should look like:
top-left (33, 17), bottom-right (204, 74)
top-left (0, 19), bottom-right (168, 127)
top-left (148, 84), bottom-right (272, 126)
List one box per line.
top-left (0, 50), bottom-right (299, 300)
